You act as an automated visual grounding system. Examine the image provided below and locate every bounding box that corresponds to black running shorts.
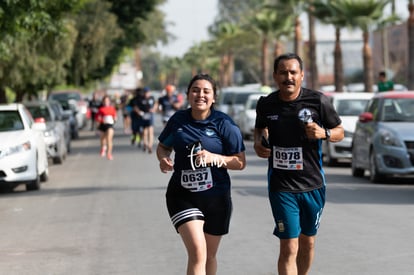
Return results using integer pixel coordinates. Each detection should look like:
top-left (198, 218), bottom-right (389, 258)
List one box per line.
top-left (166, 193), bottom-right (232, 235)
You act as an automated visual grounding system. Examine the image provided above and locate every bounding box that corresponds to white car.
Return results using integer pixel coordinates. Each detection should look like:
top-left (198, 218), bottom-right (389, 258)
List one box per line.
top-left (322, 92), bottom-right (374, 166)
top-left (0, 103), bottom-right (49, 191)
top-left (238, 93), bottom-right (264, 140)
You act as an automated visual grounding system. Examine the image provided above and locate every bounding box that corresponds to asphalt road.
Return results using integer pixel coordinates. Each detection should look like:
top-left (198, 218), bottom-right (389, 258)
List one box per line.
top-left (0, 116), bottom-right (413, 275)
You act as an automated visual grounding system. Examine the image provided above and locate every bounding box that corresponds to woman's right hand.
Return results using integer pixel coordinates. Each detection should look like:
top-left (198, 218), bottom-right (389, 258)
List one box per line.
top-left (159, 157), bottom-right (173, 173)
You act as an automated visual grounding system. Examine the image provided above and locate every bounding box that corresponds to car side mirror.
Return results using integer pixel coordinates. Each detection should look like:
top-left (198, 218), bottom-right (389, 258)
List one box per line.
top-left (358, 112), bottom-right (373, 123)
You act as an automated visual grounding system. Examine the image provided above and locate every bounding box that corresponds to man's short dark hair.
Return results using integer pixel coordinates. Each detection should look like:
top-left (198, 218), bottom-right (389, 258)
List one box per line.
top-left (273, 53), bottom-right (304, 72)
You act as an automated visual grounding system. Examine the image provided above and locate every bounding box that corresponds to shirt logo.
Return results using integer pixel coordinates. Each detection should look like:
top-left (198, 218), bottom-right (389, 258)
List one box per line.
top-left (205, 129), bottom-right (215, 136)
top-left (298, 108), bottom-right (313, 123)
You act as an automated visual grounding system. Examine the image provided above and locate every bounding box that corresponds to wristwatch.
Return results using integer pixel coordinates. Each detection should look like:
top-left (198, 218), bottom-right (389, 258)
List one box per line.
top-left (324, 128), bottom-right (331, 140)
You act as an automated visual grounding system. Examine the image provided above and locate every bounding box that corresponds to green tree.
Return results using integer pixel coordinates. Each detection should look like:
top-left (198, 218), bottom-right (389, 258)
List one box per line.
top-left (66, 0), bottom-right (122, 86)
top-left (249, 5), bottom-right (293, 85)
top-left (10, 21), bottom-right (78, 101)
top-left (312, 0), bottom-right (348, 92)
top-left (209, 21), bottom-right (243, 87)
top-left (277, 0), bottom-right (321, 89)
top-left (91, 0), bottom-right (165, 85)
top-left (133, 6), bottom-right (171, 87)
top-left (331, 0), bottom-right (396, 93)
top-left (0, 0), bottom-right (85, 103)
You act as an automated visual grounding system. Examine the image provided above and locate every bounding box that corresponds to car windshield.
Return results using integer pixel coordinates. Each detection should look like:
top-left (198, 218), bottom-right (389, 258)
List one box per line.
top-left (335, 99), bottom-right (369, 116)
top-left (50, 92), bottom-right (81, 101)
top-left (220, 92), bottom-right (235, 105)
top-left (234, 92), bottom-right (256, 104)
top-left (26, 106), bottom-right (52, 121)
top-left (248, 99), bottom-right (259, 110)
top-left (381, 98), bottom-right (414, 122)
top-left (0, 111), bottom-right (24, 131)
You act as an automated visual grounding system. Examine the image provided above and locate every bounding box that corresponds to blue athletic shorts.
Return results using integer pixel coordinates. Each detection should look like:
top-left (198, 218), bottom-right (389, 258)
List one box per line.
top-left (268, 186), bottom-right (325, 239)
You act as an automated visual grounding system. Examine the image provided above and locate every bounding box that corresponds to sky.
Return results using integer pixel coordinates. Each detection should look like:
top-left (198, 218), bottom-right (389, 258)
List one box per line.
top-left (156, 0), bottom-right (218, 57)
top-left (157, 0), bottom-right (410, 57)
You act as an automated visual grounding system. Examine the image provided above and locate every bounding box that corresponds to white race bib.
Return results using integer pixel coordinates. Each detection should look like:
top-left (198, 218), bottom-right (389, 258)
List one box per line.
top-left (103, 115), bottom-right (114, 124)
top-left (272, 146), bottom-right (303, 170)
top-left (143, 112), bottom-right (152, 120)
top-left (181, 167), bottom-right (213, 192)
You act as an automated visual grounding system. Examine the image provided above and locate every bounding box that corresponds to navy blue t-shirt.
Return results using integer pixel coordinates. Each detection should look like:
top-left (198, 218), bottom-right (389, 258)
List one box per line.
top-left (158, 108), bottom-right (245, 196)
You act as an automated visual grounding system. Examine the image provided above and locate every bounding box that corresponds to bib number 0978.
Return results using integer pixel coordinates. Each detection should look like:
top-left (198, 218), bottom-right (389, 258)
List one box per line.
top-left (275, 150), bottom-right (301, 160)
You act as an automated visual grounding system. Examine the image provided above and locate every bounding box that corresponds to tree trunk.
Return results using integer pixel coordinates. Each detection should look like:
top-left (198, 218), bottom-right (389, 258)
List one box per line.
top-left (363, 31), bottom-right (374, 93)
top-left (261, 35), bottom-right (269, 86)
top-left (294, 16), bottom-right (303, 58)
top-left (273, 40), bottom-right (284, 60)
top-left (135, 47), bottom-right (142, 88)
top-left (334, 28), bottom-right (344, 92)
top-left (0, 87), bottom-right (7, 103)
top-left (408, 1), bottom-right (414, 89)
top-left (228, 51), bottom-right (234, 87)
top-left (308, 7), bottom-right (319, 90)
top-left (220, 54), bottom-right (230, 87)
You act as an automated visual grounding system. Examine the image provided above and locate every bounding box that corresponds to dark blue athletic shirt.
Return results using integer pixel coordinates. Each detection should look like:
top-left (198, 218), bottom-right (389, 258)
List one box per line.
top-left (255, 88), bottom-right (341, 193)
top-left (158, 108), bottom-right (245, 196)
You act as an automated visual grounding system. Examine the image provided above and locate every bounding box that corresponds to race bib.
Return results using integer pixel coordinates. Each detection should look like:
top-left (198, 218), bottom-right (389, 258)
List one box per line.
top-left (103, 115), bottom-right (114, 124)
top-left (142, 112), bottom-right (152, 120)
top-left (181, 167), bottom-right (213, 192)
top-left (272, 146), bottom-right (303, 170)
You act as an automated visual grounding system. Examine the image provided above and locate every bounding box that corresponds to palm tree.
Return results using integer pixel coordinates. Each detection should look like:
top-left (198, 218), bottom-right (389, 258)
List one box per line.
top-left (408, 0), bottom-right (414, 89)
top-left (277, 0), bottom-right (321, 89)
top-left (307, 1), bottom-right (319, 90)
top-left (249, 6), bottom-right (293, 85)
top-left (312, 0), bottom-right (349, 92)
top-left (209, 21), bottom-right (242, 87)
top-left (184, 41), bottom-right (215, 76)
top-left (330, 0), bottom-right (394, 93)
top-left (277, 0), bottom-right (307, 57)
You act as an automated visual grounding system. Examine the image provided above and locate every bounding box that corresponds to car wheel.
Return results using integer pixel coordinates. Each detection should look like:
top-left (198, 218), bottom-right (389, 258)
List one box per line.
top-left (40, 166), bottom-right (49, 182)
top-left (351, 146), bottom-right (364, 177)
top-left (369, 150), bottom-right (384, 183)
top-left (324, 145), bottom-right (337, 167)
top-left (26, 167), bottom-right (41, 191)
top-left (67, 141), bottom-right (71, 153)
top-left (53, 155), bottom-right (63, 164)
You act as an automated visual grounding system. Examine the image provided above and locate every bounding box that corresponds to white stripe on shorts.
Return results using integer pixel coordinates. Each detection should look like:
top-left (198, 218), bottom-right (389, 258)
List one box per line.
top-left (171, 208), bottom-right (204, 227)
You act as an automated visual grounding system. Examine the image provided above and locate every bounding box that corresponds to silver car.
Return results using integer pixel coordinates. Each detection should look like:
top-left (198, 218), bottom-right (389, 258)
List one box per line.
top-left (352, 91), bottom-right (414, 182)
top-left (24, 101), bottom-right (68, 164)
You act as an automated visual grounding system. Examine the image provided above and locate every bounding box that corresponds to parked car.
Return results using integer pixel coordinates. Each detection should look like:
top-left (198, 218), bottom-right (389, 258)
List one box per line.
top-left (216, 87), bottom-right (237, 114)
top-left (346, 82), bottom-right (408, 93)
top-left (48, 100), bottom-right (73, 149)
top-left (228, 89), bottom-right (264, 126)
top-left (48, 90), bottom-right (89, 129)
top-left (0, 103), bottom-right (49, 191)
top-left (24, 101), bottom-right (68, 164)
top-left (216, 84), bottom-right (263, 117)
top-left (351, 91), bottom-right (414, 182)
top-left (322, 92), bottom-right (374, 166)
top-left (50, 99), bottom-right (79, 139)
top-left (238, 93), bottom-right (264, 140)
